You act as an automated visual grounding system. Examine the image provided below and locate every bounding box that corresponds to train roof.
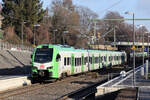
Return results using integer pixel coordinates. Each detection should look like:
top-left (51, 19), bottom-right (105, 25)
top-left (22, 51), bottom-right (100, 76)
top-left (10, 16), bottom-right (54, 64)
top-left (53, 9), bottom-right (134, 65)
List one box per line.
top-left (35, 44), bottom-right (125, 53)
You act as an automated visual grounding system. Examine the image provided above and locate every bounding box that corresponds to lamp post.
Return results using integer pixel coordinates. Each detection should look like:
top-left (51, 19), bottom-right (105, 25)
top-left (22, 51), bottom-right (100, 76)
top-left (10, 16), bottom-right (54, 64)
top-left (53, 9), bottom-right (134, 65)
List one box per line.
top-left (53, 29), bottom-right (57, 44)
top-left (63, 31), bottom-right (68, 45)
top-left (148, 35), bottom-right (150, 62)
top-left (21, 21), bottom-right (26, 46)
top-left (125, 11), bottom-right (135, 86)
top-left (145, 32), bottom-right (150, 62)
top-left (138, 25), bottom-right (145, 77)
top-left (33, 24), bottom-right (40, 46)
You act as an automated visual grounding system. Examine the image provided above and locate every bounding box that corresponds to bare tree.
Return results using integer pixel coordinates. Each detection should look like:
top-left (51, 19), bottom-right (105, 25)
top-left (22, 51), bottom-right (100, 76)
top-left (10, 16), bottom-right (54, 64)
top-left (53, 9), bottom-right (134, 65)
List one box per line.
top-left (50, 0), bottom-right (80, 45)
top-left (75, 6), bottom-right (98, 38)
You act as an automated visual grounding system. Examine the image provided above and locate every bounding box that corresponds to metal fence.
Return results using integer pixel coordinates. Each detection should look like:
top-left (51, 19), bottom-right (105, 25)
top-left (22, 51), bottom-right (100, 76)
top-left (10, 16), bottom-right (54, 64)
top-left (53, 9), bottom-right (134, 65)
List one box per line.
top-left (0, 41), bottom-right (33, 52)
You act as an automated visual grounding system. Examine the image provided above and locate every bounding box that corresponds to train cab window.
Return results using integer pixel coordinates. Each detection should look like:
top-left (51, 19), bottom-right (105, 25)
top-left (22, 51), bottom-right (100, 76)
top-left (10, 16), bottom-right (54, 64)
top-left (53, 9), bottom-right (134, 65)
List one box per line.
top-left (64, 58), bottom-right (66, 66)
top-left (34, 48), bottom-right (53, 63)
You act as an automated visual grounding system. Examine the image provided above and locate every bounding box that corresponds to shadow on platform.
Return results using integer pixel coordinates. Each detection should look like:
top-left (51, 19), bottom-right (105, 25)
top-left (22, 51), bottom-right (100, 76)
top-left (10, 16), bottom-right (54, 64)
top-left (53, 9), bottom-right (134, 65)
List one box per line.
top-left (0, 65), bottom-right (31, 75)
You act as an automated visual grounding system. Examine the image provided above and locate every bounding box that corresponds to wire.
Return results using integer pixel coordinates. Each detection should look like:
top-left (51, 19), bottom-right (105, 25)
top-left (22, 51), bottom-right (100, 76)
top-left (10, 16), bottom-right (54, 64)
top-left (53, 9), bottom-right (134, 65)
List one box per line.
top-left (99, 0), bottom-right (124, 14)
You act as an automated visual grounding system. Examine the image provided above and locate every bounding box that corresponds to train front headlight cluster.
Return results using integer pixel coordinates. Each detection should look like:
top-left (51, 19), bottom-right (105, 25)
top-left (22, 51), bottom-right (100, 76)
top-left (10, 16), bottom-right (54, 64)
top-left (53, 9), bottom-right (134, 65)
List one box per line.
top-left (47, 66), bottom-right (53, 69)
top-left (33, 66), bottom-right (37, 69)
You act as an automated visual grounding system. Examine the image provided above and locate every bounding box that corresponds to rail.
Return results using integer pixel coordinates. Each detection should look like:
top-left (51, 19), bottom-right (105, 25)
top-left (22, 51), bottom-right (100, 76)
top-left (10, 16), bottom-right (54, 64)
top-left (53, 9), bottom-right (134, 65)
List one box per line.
top-left (59, 74), bottom-right (119, 100)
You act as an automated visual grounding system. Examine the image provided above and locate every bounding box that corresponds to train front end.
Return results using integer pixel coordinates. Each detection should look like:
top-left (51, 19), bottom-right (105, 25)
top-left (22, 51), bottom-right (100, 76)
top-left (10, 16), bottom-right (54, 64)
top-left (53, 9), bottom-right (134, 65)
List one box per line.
top-left (31, 45), bottom-right (59, 80)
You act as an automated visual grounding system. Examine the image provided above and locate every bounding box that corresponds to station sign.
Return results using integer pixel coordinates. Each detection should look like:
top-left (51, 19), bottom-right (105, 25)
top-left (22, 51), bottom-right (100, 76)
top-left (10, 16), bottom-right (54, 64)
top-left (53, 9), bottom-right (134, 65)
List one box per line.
top-left (131, 45), bottom-right (136, 50)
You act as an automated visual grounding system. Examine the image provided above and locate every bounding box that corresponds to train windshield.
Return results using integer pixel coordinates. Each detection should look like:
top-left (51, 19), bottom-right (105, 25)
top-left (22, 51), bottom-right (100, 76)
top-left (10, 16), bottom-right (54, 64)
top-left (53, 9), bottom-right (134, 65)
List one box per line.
top-left (34, 48), bottom-right (53, 63)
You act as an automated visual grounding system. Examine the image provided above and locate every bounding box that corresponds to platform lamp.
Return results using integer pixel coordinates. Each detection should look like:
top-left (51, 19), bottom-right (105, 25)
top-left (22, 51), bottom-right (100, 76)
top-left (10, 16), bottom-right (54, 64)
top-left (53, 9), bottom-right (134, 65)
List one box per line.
top-left (125, 11), bottom-right (135, 87)
top-left (33, 24), bottom-right (40, 46)
top-left (145, 32), bottom-right (150, 62)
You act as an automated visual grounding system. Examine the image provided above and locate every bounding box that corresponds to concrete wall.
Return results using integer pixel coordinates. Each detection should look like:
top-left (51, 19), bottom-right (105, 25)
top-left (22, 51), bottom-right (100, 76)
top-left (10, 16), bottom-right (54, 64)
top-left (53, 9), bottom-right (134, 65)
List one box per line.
top-left (0, 50), bottom-right (32, 75)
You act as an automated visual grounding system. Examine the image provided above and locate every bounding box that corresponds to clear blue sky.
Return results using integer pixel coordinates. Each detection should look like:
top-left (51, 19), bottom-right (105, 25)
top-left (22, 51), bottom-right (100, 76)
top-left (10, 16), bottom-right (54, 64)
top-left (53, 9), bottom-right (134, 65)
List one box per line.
top-left (1, 0), bottom-right (150, 31)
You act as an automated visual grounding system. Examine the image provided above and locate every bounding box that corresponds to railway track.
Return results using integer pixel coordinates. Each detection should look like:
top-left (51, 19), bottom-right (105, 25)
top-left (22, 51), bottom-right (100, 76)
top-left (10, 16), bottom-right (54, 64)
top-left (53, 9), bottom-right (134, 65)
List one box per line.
top-left (0, 75), bottom-right (80, 100)
top-left (0, 65), bottom-right (131, 100)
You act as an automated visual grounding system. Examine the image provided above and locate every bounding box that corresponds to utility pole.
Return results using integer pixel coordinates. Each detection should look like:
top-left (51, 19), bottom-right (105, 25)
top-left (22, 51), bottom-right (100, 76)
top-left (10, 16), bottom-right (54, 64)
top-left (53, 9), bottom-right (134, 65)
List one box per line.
top-left (21, 21), bottom-right (24, 46)
top-left (148, 34), bottom-right (150, 62)
top-left (142, 28), bottom-right (144, 76)
top-left (114, 26), bottom-right (116, 48)
top-left (94, 20), bottom-right (97, 49)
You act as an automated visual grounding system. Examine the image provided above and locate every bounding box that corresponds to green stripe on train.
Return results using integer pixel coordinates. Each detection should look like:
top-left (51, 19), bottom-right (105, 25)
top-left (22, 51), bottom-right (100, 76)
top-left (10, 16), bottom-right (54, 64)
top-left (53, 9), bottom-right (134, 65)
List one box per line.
top-left (81, 54), bottom-right (84, 72)
top-left (71, 54), bottom-right (75, 74)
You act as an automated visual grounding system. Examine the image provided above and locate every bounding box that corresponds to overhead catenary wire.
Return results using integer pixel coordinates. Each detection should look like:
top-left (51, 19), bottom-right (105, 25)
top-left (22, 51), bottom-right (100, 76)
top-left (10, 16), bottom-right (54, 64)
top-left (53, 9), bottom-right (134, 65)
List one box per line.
top-left (99, 0), bottom-right (124, 14)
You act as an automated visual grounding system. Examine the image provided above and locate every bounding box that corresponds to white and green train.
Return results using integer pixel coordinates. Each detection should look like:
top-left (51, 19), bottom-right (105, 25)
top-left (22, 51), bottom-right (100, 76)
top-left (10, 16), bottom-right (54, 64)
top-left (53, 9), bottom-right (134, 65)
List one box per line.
top-left (31, 44), bottom-right (127, 79)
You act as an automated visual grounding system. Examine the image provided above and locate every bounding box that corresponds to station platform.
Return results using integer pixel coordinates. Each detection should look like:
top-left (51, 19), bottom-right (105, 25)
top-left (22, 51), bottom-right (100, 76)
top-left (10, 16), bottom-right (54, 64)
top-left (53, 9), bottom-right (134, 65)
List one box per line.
top-left (0, 75), bottom-right (31, 92)
top-left (96, 64), bottom-right (150, 100)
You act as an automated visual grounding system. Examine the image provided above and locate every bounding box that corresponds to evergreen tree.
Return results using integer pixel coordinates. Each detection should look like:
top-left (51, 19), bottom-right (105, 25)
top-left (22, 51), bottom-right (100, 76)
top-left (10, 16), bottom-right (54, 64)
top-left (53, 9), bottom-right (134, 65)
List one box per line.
top-left (1, 0), bottom-right (45, 39)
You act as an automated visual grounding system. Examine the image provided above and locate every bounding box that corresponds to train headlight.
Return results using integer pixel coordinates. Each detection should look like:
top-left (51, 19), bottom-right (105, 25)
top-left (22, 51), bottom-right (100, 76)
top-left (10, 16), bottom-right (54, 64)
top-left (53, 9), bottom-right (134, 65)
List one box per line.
top-left (32, 66), bottom-right (37, 70)
top-left (47, 66), bottom-right (53, 69)
top-left (32, 67), bottom-right (38, 73)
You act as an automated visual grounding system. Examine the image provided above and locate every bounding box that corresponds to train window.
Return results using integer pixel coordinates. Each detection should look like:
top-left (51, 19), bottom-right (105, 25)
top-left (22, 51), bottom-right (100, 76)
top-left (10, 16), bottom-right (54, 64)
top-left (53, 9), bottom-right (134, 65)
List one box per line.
top-left (69, 58), bottom-right (71, 65)
top-left (80, 58), bottom-right (82, 65)
top-left (78, 58), bottom-right (80, 66)
top-left (89, 57), bottom-right (91, 64)
top-left (97, 57), bottom-right (98, 63)
top-left (77, 58), bottom-right (78, 66)
top-left (78, 58), bottom-right (79, 66)
top-left (64, 58), bottom-right (66, 66)
top-left (101, 56), bottom-right (103, 62)
top-left (56, 54), bottom-right (61, 62)
top-left (95, 57), bottom-right (99, 63)
top-left (84, 57), bottom-right (87, 65)
top-left (77, 58), bottom-right (79, 66)
top-left (75, 58), bottom-right (77, 66)
top-left (109, 57), bottom-right (110, 61)
top-left (67, 57), bottom-right (69, 65)
top-left (104, 56), bottom-right (106, 61)
top-left (79, 58), bottom-right (80, 66)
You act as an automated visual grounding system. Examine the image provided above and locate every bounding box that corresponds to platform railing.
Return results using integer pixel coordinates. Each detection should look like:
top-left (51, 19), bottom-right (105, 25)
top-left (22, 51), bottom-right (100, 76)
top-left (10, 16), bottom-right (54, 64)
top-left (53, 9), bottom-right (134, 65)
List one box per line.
top-left (0, 41), bottom-right (33, 52)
